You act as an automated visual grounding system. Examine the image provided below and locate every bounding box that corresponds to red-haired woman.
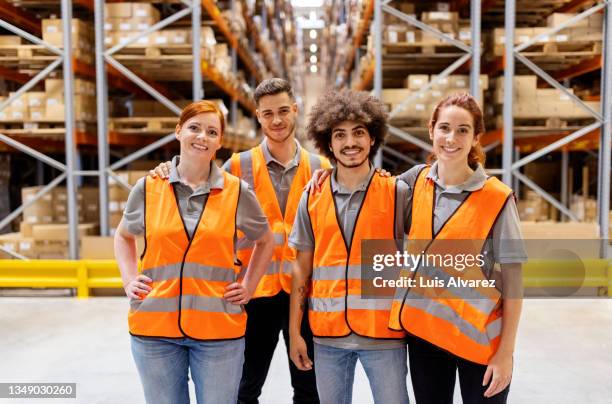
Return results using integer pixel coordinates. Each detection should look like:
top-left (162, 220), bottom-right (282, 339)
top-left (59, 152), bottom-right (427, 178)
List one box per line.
top-left (309, 93), bottom-right (525, 403)
top-left (114, 100), bottom-right (275, 404)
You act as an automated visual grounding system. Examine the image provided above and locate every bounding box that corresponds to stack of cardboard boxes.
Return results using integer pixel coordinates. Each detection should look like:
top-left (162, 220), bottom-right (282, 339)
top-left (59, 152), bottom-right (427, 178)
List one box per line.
top-left (382, 74), bottom-right (488, 120)
top-left (41, 18), bottom-right (94, 63)
top-left (103, 2), bottom-right (217, 61)
top-left (382, 3), bottom-right (466, 46)
top-left (493, 12), bottom-right (602, 56)
top-left (0, 170), bottom-right (148, 259)
top-left (0, 78), bottom-right (96, 122)
top-left (517, 190), bottom-right (559, 222)
top-left (493, 75), bottom-right (600, 121)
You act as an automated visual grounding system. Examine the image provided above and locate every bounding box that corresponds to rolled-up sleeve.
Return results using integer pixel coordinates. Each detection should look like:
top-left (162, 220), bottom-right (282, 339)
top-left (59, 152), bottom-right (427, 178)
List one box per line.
top-left (288, 191), bottom-right (315, 252)
top-left (236, 180), bottom-right (269, 241)
top-left (122, 178), bottom-right (145, 236)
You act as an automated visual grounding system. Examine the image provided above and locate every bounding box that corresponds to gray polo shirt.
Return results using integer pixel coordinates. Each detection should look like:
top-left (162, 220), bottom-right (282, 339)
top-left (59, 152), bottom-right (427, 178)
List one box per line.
top-left (222, 137), bottom-right (303, 216)
top-left (398, 161), bottom-right (528, 271)
top-left (289, 165), bottom-right (410, 350)
top-left (122, 156), bottom-right (269, 244)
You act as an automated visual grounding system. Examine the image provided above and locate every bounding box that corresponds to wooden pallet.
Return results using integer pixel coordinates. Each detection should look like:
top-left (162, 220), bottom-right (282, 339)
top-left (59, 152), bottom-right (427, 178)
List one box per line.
top-left (108, 117), bottom-right (178, 134)
top-left (493, 115), bottom-right (596, 132)
top-left (0, 120), bottom-right (96, 138)
top-left (383, 41), bottom-right (462, 55)
top-left (495, 41), bottom-right (601, 57)
top-left (0, 45), bottom-right (92, 64)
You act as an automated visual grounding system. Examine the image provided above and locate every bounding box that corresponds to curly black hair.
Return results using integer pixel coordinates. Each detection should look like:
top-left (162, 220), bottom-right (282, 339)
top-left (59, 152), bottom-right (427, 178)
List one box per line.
top-left (306, 89), bottom-right (388, 161)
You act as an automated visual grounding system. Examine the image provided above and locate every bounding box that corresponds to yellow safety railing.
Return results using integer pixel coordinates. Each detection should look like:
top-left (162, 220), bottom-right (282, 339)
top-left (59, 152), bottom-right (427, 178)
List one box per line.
top-left (0, 259), bottom-right (611, 298)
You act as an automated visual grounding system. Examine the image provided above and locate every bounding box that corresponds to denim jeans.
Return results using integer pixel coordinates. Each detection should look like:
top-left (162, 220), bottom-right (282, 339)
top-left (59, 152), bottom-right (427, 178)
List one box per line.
top-left (130, 335), bottom-right (245, 404)
top-left (313, 342), bottom-right (409, 404)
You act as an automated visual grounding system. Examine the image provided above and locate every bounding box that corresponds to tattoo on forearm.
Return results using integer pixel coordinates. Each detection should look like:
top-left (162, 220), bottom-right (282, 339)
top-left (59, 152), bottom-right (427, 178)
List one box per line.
top-left (298, 276), bottom-right (311, 312)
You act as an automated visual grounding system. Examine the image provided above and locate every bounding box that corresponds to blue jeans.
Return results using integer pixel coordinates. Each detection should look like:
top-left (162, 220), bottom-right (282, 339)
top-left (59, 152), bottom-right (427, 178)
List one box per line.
top-left (130, 335), bottom-right (245, 404)
top-left (313, 342), bottom-right (409, 404)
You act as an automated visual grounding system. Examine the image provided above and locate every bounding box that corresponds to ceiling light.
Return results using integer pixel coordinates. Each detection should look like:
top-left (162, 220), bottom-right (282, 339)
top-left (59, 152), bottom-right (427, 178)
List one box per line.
top-left (309, 29), bottom-right (317, 39)
top-left (310, 44), bottom-right (317, 52)
top-left (310, 55), bottom-right (317, 63)
top-left (310, 65), bottom-right (318, 73)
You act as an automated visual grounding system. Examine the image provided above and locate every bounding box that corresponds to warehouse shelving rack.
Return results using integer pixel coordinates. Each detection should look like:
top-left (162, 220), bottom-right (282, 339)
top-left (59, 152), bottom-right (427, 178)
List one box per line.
top-left (0, 0), bottom-right (292, 258)
top-left (341, 0), bottom-right (611, 255)
top-left (0, 0), bottom-right (85, 259)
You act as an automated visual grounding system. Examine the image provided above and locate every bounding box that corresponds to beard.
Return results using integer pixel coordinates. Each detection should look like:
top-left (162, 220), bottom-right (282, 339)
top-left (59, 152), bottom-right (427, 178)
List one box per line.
top-left (265, 121), bottom-right (295, 144)
top-left (336, 152), bottom-right (369, 169)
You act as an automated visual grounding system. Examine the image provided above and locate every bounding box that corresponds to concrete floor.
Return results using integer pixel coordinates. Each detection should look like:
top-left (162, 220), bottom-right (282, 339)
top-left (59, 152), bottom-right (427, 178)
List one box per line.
top-left (1, 297), bottom-right (611, 404)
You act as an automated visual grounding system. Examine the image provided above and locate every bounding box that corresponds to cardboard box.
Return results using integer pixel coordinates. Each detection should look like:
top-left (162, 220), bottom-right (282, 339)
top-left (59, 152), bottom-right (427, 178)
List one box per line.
top-left (18, 237), bottom-right (36, 258)
top-left (32, 223), bottom-right (98, 241)
top-left (42, 18), bottom-right (93, 47)
top-left (105, 3), bottom-right (132, 18)
top-left (20, 221), bottom-right (34, 237)
top-left (29, 107), bottom-right (46, 120)
top-left (382, 89), bottom-right (412, 106)
top-left (0, 36), bottom-right (22, 45)
top-left (81, 236), bottom-right (145, 259)
top-left (200, 26), bottom-right (217, 47)
top-left (421, 12), bottom-right (459, 23)
top-left (132, 3), bottom-right (160, 20)
top-left (407, 74), bottom-right (429, 90)
top-left (449, 75), bottom-right (469, 89)
top-left (0, 232), bottom-right (20, 256)
top-left (547, 13), bottom-right (589, 28)
top-left (214, 43), bottom-right (229, 58)
top-left (430, 75), bottom-right (450, 90)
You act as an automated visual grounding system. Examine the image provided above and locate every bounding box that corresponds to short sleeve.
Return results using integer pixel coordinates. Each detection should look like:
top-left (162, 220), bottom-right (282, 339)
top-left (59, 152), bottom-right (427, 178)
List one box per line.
top-left (288, 191), bottom-right (315, 252)
top-left (236, 180), bottom-right (269, 241)
top-left (122, 177), bottom-right (146, 236)
top-left (221, 158), bottom-right (231, 173)
top-left (397, 164), bottom-right (426, 188)
top-left (492, 196), bottom-right (528, 264)
top-left (394, 179), bottom-right (412, 238)
top-left (396, 165), bottom-right (424, 235)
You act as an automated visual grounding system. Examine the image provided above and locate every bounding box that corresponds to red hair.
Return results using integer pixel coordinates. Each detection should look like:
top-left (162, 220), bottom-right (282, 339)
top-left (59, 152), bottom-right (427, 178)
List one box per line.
top-left (427, 92), bottom-right (486, 169)
top-left (178, 100), bottom-right (225, 134)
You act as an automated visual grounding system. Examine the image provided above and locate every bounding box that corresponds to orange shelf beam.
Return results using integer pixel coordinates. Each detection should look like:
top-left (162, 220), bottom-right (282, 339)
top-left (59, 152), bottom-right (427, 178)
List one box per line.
top-left (482, 127), bottom-right (601, 152)
top-left (74, 0), bottom-right (94, 12)
top-left (343, 0), bottom-right (374, 79)
top-left (0, 0), bottom-right (41, 36)
top-left (0, 66), bottom-right (32, 85)
top-left (353, 59), bottom-right (375, 91)
top-left (201, 0), bottom-right (262, 82)
top-left (553, 55), bottom-right (601, 81)
top-left (556, 0), bottom-right (596, 13)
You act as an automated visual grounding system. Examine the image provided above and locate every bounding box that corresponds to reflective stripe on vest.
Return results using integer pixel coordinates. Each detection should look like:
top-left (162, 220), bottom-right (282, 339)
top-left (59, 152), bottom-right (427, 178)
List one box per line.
top-left (390, 166), bottom-right (512, 364)
top-left (230, 144), bottom-right (331, 297)
top-left (128, 172), bottom-right (245, 340)
top-left (307, 173), bottom-right (406, 339)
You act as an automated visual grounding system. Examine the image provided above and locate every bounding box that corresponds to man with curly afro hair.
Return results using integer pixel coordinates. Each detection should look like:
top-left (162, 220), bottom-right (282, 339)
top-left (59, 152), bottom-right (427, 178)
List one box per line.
top-left (287, 89), bottom-right (412, 403)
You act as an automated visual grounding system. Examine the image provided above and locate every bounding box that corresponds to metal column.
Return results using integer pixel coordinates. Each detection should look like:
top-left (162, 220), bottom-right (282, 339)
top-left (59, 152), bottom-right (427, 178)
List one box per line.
top-left (94, 0), bottom-right (109, 236)
top-left (469, 0), bottom-right (481, 103)
top-left (600, 0), bottom-right (612, 251)
top-left (192, 0), bottom-right (202, 101)
top-left (61, 0), bottom-right (79, 259)
top-left (230, 0), bottom-right (238, 127)
top-left (373, 0), bottom-right (383, 168)
top-left (502, 0), bottom-right (515, 186)
top-left (561, 149), bottom-right (569, 221)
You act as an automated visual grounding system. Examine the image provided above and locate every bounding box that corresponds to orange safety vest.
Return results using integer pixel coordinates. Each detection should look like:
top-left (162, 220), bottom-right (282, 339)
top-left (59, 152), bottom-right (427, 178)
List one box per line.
top-left (389, 166), bottom-right (513, 364)
top-left (307, 173), bottom-right (406, 339)
top-left (128, 172), bottom-right (246, 340)
top-left (230, 144), bottom-right (330, 297)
